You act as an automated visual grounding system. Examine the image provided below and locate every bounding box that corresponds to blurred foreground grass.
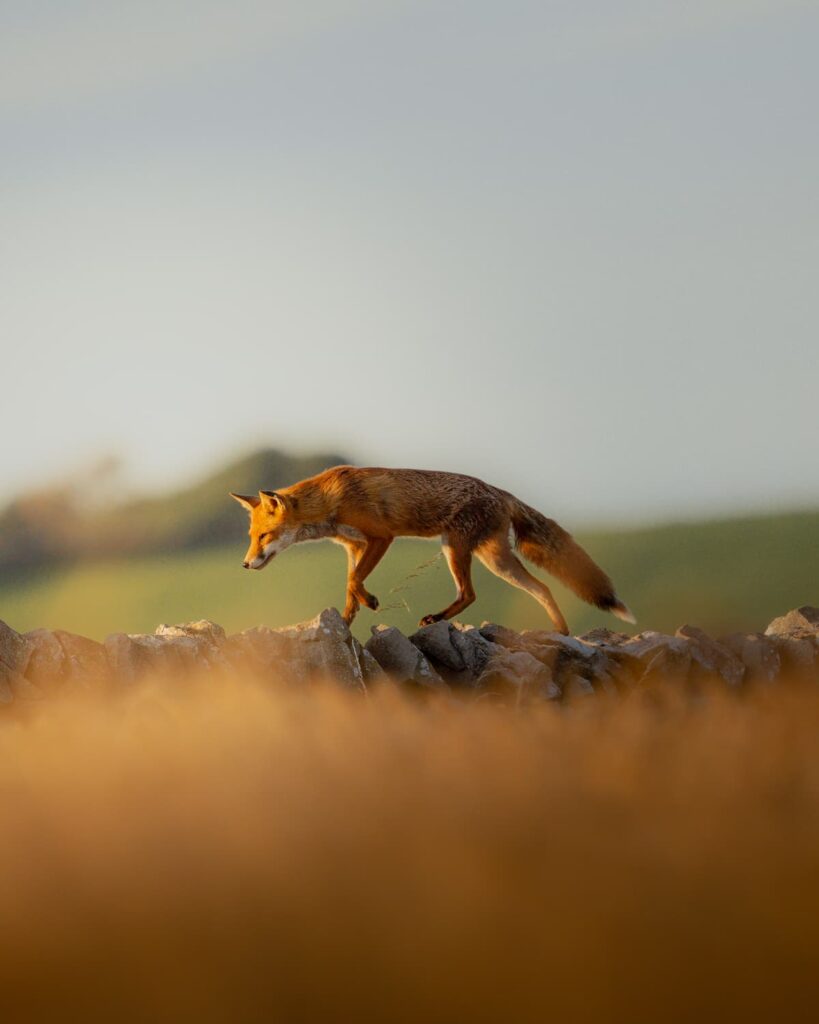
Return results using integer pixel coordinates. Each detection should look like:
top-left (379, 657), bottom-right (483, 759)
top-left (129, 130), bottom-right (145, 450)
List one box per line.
top-left (1, 509), bottom-right (817, 640)
top-left (2, 673), bottom-right (819, 1022)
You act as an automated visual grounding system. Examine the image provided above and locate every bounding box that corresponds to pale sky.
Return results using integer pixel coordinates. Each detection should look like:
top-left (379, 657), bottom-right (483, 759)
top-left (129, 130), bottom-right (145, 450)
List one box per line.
top-left (2, 0), bottom-right (817, 524)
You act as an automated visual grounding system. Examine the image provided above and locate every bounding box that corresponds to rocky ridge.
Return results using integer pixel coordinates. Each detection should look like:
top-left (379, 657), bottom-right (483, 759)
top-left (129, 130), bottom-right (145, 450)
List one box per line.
top-left (1, 607), bottom-right (817, 707)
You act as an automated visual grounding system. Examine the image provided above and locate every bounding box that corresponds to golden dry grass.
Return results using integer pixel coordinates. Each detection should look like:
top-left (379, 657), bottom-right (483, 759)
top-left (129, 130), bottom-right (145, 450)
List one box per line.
top-left (2, 675), bottom-right (819, 1023)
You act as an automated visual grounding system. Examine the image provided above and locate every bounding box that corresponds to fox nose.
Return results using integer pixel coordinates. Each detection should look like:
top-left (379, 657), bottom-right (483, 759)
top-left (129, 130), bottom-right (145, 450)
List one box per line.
top-left (242, 561), bottom-right (250, 569)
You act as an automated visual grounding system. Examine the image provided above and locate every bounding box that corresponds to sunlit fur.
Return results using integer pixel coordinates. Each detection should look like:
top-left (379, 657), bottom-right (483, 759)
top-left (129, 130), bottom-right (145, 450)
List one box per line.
top-left (231, 466), bottom-right (634, 631)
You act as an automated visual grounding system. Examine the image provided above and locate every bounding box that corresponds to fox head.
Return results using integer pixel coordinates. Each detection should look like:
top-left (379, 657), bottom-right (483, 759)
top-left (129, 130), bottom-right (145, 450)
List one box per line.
top-left (229, 490), bottom-right (295, 569)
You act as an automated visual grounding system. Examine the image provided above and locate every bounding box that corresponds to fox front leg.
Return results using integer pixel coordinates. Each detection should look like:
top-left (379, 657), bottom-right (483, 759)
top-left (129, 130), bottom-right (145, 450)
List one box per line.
top-left (341, 536), bottom-right (392, 622)
top-left (340, 538), bottom-right (385, 623)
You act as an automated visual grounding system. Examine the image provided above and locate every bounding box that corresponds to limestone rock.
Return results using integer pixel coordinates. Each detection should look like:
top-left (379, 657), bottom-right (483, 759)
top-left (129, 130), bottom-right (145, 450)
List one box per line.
top-left (675, 625), bottom-right (745, 688)
top-left (478, 622), bottom-right (529, 651)
top-left (353, 639), bottom-right (388, 685)
top-left (365, 625), bottom-right (445, 690)
top-left (104, 631), bottom-right (201, 684)
top-left (156, 619), bottom-right (227, 646)
top-left (720, 633), bottom-right (781, 684)
top-left (280, 609), bottom-right (365, 690)
top-left (764, 607), bottom-right (819, 639)
top-left (25, 629), bottom-right (109, 694)
top-left (475, 649), bottom-right (559, 703)
top-left (0, 619), bottom-right (36, 704)
top-left (155, 620), bottom-right (229, 670)
top-left (0, 618), bottom-right (33, 674)
top-left (410, 621), bottom-right (493, 683)
top-left (562, 674), bottom-right (596, 701)
top-left (768, 636), bottom-right (816, 676)
top-left (275, 607), bottom-right (351, 644)
top-left (24, 629), bottom-right (66, 693)
top-left (225, 626), bottom-right (291, 672)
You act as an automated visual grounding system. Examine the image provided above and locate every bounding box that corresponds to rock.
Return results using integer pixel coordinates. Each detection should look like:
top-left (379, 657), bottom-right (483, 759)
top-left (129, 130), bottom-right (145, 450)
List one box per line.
top-left (613, 632), bottom-right (689, 678)
top-left (603, 633), bottom-right (696, 696)
top-left (353, 640), bottom-right (388, 685)
top-left (155, 620), bottom-right (229, 670)
top-left (410, 621), bottom-right (493, 683)
top-left (0, 619), bottom-right (33, 674)
top-left (275, 607), bottom-right (351, 643)
top-left (591, 668), bottom-right (620, 697)
top-left (24, 629), bottom-right (109, 694)
top-left (475, 649), bottom-right (559, 703)
top-left (480, 631), bottom-right (577, 682)
top-left (56, 631), bottom-right (109, 689)
top-left (6, 608), bottom-right (817, 703)
top-left (675, 625), bottom-right (745, 688)
top-left (578, 628), bottom-right (632, 647)
top-left (764, 607), bottom-right (819, 638)
top-left (298, 633), bottom-right (365, 691)
top-left (639, 644), bottom-right (693, 687)
top-left (365, 625), bottom-right (445, 690)
top-left (231, 610), bottom-right (365, 690)
top-left (720, 633), bottom-right (781, 684)
top-left (562, 674), bottom-right (596, 701)
top-left (156, 619), bottom-right (227, 646)
top-left (24, 629), bottom-right (66, 693)
top-left (523, 631), bottom-right (592, 660)
top-left (769, 636), bottom-right (816, 677)
top-left (0, 619), bottom-right (37, 704)
top-left (478, 622), bottom-right (529, 651)
top-left (523, 632), bottom-right (625, 695)
top-left (104, 631), bottom-right (201, 684)
top-left (225, 626), bottom-right (292, 672)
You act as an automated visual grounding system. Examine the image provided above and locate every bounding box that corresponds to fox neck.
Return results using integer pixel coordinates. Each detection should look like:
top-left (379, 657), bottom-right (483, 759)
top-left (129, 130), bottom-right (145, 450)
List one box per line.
top-left (273, 480), bottom-right (365, 547)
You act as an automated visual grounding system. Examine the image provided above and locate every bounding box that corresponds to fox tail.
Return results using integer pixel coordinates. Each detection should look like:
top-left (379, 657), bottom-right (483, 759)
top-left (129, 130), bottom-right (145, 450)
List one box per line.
top-left (509, 497), bottom-right (636, 624)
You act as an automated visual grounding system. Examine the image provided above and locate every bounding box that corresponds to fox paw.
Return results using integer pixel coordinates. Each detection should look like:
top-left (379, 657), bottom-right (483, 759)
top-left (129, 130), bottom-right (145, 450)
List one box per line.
top-left (419, 614), bottom-right (441, 627)
top-left (364, 593), bottom-right (379, 611)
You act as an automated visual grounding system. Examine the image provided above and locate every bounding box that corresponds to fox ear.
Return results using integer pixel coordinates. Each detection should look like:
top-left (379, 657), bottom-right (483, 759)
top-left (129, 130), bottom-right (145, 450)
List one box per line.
top-left (229, 492), bottom-right (260, 512)
top-left (259, 490), bottom-right (282, 513)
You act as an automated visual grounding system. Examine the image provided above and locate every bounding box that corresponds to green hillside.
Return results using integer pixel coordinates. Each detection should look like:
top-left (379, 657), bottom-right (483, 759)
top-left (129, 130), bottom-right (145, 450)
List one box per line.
top-left (0, 447), bottom-right (348, 574)
top-left (2, 509), bottom-right (816, 642)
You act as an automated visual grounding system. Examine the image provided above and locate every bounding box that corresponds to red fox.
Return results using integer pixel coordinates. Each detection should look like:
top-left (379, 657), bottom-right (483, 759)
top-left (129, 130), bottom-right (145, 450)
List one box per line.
top-left (230, 465), bottom-right (635, 634)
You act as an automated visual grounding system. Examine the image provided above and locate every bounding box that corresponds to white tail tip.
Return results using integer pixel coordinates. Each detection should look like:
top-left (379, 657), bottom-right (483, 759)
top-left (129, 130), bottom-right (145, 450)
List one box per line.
top-left (611, 601), bottom-right (636, 625)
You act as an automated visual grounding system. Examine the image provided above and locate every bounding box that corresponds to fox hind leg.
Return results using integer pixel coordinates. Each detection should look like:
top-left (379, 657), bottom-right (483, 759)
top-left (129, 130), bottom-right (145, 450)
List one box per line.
top-left (475, 532), bottom-right (570, 635)
top-left (419, 536), bottom-right (476, 626)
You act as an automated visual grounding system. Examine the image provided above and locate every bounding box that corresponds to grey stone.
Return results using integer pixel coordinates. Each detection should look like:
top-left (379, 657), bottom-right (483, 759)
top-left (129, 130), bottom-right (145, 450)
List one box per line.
top-left (354, 641), bottom-right (388, 685)
top-left (104, 631), bottom-right (201, 684)
top-left (226, 626), bottom-right (291, 671)
top-left (365, 625), bottom-right (445, 690)
top-left (274, 607), bottom-right (350, 643)
top-left (156, 619), bottom-right (227, 646)
top-left (0, 619), bottom-right (36, 705)
top-left (0, 619), bottom-right (32, 672)
top-left (720, 633), bottom-right (782, 683)
top-left (562, 674), bottom-right (596, 700)
top-left (55, 631), bottom-right (109, 689)
top-left (24, 628), bottom-right (66, 693)
top-left (410, 621), bottom-right (493, 682)
top-left (478, 622), bottom-right (529, 651)
top-left (24, 628), bottom-right (109, 695)
top-left (675, 625), bottom-right (745, 688)
top-left (476, 649), bottom-right (559, 703)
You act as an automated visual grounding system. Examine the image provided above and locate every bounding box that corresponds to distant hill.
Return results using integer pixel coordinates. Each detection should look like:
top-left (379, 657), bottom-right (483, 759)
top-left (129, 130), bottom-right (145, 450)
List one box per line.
top-left (0, 448), bottom-right (349, 576)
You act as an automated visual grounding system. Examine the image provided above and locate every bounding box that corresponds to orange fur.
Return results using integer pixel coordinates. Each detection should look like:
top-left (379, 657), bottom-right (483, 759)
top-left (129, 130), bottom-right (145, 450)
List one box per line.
top-left (230, 466), bottom-right (634, 631)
